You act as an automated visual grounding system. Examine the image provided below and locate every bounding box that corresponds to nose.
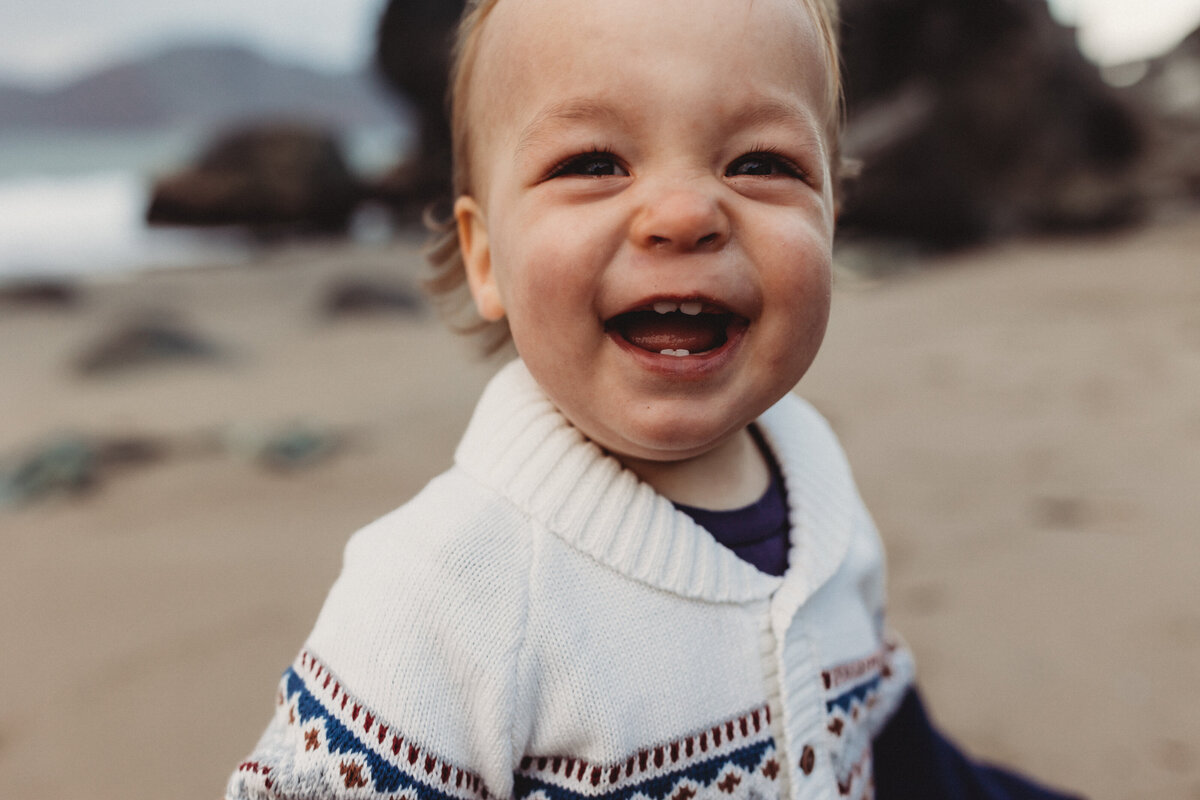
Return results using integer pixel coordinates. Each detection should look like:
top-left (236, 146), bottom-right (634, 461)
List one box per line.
top-left (630, 178), bottom-right (730, 252)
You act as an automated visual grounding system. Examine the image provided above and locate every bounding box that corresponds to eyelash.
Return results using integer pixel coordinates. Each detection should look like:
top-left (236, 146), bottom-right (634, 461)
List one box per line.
top-left (726, 146), bottom-right (808, 181)
top-left (545, 148), bottom-right (625, 180)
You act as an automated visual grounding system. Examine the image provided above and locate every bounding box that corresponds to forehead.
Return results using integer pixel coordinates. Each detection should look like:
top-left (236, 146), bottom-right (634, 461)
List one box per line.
top-left (467, 0), bottom-right (830, 156)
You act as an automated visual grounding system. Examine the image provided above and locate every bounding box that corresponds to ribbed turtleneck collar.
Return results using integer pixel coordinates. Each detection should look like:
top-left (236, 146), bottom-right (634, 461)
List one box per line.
top-left (454, 360), bottom-right (856, 608)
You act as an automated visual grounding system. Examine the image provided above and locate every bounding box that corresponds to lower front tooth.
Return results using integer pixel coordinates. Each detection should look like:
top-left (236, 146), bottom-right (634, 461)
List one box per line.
top-left (658, 349), bottom-right (690, 357)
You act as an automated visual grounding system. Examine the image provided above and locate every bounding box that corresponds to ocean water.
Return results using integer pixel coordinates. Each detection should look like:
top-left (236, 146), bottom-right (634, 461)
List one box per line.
top-left (0, 125), bottom-right (409, 283)
top-left (0, 170), bottom-right (257, 280)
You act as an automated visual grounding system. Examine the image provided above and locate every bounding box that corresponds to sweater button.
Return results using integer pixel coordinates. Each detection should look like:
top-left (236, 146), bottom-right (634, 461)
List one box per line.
top-left (799, 745), bottom-right (815, 775)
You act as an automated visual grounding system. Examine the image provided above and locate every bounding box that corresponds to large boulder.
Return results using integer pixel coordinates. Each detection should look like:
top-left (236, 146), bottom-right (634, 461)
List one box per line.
top-left (146, 123), bottom-right (363, 234)
top-left (372, 0), bottom-right (467, 216)
top-left (837, 0), bottom-right (1145, 248)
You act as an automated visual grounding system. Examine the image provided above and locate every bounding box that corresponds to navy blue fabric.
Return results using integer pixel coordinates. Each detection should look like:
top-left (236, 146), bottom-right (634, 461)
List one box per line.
top-left (673, 426), bottom-right (789, 576)
top-left (873, 688), bottom-right (1085, 800)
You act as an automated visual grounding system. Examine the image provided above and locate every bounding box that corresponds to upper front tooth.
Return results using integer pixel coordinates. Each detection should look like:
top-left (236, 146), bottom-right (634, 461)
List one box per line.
top-left (653, 301), bottom-right (679, 314)
top-left (679, 302), bottom-right (702, 316)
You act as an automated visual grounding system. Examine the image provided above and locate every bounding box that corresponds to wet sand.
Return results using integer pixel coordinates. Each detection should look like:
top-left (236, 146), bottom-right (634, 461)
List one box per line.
top-left (1, 217), bottom-right (1198, 800)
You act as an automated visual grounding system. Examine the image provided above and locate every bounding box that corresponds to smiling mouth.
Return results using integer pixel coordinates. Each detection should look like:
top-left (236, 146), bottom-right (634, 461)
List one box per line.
top-left (604, 300), bottom-right (747, 357)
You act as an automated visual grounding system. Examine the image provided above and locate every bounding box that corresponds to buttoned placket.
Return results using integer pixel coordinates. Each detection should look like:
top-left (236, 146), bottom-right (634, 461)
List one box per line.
top-left (752, 569), bottom-right (833, 800)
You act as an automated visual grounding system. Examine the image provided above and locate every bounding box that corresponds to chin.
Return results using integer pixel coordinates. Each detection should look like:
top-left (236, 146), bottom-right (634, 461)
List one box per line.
top-left (591, 406), bottom-right (750, 465)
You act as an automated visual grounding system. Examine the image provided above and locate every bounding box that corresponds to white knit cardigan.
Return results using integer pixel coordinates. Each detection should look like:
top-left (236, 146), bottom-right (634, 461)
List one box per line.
top-left (227, 360), bottom-right (914, 800)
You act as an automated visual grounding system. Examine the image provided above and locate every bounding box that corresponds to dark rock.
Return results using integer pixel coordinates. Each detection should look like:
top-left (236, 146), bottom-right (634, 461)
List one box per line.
top-left (75, 318), bottom-right (223, 375)
top-left (366, 160), bottom-right (455, 222)
top-left (0, 437), bottom-right (96, 505)
top-left (221, 422), bottom-right (344, 472)
top-left (0, 433), bottom-right (171, 507)
top-left (257, 424), bottom-right (342, 472)
top-left (94, 436), bottom-right (171, 469)
top-left (1118, 26), bottom-right (1200, 211)
top-left (146, 123), bottom-right (363, 234)
top-left (372, 0), bottom-right (466, 217)
top-left (837, 0), bottom-right (1145, 248)
top-left (0, 279), bottom-right (82, 310)
top-left (322, 278), bottom-right (425, 317)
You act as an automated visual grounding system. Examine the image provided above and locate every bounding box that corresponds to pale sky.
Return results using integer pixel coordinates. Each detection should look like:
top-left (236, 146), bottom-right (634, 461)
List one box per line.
top-left (0, 0), bottom-right (1198, 87)
top-left (0, 0), bottom-right (388, 85)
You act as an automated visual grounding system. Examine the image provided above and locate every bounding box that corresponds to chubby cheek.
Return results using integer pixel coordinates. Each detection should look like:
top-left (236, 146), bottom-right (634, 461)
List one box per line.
top-left (796, 262), bottom-right (832, 352)
top-left (504, 260), bottom-right (594, 353)
top-left (495, 272), bottom-right (605, 388)
top-left (764, 234), bottom-right (832, 371)
top-left (494, 214), bottom-right (611, 353)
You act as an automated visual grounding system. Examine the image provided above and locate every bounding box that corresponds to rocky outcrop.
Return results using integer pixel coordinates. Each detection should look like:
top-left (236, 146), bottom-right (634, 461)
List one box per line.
top-left (836, 0), bottom-right (1145, 248)
top-left (146, 123), bottom-right (363, 233)
top-left (373, 0), bottom-right (466, 216)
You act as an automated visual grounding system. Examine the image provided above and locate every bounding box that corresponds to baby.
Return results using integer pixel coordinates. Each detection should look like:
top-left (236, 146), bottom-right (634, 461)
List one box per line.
top-left (226, 1), bottom-right (1080, 798)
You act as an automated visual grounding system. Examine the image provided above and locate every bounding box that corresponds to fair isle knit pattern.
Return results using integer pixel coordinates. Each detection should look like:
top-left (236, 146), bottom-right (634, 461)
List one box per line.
top-left (232, 651), bottom-right (795, 800)
top-left (231, 651), bottom-right (492, 800)
top-left (226, 360), bottom-right (915, 800)
top-left (512, 705), bottom-right (779, 800)
top-left (819, 642), bottom-right (905, 800)
top-left (231, 643), bottom-right (912, 800)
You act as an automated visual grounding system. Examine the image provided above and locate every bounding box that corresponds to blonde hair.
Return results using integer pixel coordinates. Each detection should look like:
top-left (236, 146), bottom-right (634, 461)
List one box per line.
top-left (425, 0), bottom-right (844, 351)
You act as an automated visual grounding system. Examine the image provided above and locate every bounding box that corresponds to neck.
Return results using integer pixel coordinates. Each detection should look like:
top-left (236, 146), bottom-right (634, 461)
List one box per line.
top-left (618, 426), bottom-right (770, 511)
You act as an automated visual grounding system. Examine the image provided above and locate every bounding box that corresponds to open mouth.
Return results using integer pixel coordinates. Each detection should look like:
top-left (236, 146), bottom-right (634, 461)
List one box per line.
top-left (604, 300), bottom-right (747, 357)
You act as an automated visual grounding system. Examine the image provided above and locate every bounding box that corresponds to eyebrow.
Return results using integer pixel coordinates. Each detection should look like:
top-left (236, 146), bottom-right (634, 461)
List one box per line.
top-left (733, 98), bottom-right (820, 133)
top-left (514, 98), bottom-right (626, 156)
top-left (731, 98), bottom-right (826, 152)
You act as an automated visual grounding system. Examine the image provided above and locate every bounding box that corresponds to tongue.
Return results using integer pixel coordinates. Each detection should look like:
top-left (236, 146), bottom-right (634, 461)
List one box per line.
top-left (614, 311), bottom-right (726, 353)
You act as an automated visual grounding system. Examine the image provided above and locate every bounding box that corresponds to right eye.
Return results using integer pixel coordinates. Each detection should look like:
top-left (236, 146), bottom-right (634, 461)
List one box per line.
top-left (546, 150), bottom-right (628, 179)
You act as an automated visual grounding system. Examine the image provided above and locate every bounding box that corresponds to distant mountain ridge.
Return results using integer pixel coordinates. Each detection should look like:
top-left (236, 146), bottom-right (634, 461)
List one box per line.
top-left (0, 43), bottom-right (406, 133)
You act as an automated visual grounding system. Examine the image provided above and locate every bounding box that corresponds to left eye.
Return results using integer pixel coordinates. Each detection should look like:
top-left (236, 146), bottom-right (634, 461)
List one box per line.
top-left (726, 152), bottom-right (802, 178)
top-left (547, 150), bottom-right (628, 179)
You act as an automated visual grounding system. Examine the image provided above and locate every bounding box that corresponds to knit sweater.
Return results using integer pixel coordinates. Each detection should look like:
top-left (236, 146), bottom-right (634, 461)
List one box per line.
top-left (227, 360), bottom-right (915, 800)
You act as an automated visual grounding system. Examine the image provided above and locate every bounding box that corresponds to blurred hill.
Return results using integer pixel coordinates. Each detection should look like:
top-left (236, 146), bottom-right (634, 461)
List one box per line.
top-left (0, 43), bottom-right (404, 133)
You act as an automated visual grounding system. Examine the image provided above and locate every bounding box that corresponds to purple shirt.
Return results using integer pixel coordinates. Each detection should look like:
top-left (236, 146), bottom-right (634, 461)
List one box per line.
top-left (673, 427), bottom-right (789, 577)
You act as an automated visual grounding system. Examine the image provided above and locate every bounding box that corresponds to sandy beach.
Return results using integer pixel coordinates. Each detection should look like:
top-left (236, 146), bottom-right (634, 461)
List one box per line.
top-left (1, 216), bottom-right (1198, 800)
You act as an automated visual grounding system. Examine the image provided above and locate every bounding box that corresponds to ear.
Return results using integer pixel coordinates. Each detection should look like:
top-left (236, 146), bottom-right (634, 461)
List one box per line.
top-left (455, 195), bottom-right (506, 322)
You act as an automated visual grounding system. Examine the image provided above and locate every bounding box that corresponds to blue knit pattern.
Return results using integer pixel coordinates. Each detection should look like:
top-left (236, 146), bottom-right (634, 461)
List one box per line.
top-left (512, 739), bottom-right (774, 800)
top-left (826, 674), bottom-right (882, 715)
top-left (283, 667), bottom-right (484, 800)
top-left (279, 659), bottom-right (780, 800)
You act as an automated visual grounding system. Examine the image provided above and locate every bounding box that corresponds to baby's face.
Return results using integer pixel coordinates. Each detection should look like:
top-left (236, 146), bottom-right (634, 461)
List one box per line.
top-left (457, 0), bottom-right (835, 466)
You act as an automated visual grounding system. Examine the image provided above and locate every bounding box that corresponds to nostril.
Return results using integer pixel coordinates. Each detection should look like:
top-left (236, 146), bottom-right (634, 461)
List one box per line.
top-left (697, 233), bottom-right (718, 247)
